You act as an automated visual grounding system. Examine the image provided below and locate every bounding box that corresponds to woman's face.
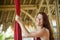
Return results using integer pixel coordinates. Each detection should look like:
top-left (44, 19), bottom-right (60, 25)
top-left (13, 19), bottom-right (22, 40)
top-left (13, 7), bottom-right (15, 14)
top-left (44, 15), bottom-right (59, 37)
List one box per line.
top-left (35, 14), bottom-right (43, 26)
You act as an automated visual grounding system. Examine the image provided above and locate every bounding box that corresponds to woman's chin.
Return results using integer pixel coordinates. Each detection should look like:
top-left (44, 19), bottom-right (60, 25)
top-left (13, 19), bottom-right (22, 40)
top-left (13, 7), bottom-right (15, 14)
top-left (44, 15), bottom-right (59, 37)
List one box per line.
top-left (38, 24), bottom-right (42, 26)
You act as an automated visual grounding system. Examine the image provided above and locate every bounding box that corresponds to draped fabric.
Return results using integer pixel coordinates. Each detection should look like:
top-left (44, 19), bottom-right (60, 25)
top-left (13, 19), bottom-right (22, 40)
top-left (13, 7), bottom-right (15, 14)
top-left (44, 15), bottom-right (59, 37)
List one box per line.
top-left (14, 0), bottom-right (22, 40)
top-left (34, 37), bottom-right (41, 40)
top-left (37, 37), bottom-right (41, 40)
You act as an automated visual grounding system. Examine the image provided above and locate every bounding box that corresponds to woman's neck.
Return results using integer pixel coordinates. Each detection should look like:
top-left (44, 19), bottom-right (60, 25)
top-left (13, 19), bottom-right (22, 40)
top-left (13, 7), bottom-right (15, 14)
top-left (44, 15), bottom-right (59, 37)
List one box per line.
top-left (36, 26), bottom-right (42, 31)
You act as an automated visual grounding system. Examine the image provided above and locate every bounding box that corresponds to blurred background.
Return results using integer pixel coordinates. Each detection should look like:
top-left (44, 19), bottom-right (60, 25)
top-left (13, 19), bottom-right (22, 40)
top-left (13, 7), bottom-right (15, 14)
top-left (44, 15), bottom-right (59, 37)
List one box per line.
top-left (0, 0), bottom-right (60, 40)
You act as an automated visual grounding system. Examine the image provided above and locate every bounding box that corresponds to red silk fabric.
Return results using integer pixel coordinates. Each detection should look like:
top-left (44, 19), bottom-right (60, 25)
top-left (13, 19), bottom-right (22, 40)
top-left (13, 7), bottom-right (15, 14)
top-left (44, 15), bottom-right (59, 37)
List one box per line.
top-left (14, 0), bottom-right (22, 40)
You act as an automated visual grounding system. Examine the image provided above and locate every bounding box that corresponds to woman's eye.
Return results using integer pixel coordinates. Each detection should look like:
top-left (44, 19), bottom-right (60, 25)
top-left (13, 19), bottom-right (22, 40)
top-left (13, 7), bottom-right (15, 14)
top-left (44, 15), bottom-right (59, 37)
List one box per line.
top-left (35, 18), bottom-right (38, 21)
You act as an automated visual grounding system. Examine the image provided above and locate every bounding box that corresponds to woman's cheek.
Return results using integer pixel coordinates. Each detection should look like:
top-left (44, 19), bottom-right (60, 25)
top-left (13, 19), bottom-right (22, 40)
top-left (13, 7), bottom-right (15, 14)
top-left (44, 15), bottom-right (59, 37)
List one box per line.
top-left (35, 20), bottom-right (39, 26)
top-left (39, 20), bottom-right (43, 25)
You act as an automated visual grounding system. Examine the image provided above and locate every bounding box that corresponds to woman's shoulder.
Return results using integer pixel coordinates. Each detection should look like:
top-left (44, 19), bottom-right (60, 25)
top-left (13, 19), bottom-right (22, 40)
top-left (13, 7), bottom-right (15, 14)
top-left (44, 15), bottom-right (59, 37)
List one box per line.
top-left (38, 27), bottom-right (49, 37)
top-left (42, 27), bottom-right (49, 34)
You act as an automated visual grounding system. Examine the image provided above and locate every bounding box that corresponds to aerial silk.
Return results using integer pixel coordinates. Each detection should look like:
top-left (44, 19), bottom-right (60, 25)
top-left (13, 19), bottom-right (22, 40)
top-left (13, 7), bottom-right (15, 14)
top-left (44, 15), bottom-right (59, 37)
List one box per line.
top-left (14, 0), bottom-right (22, 40)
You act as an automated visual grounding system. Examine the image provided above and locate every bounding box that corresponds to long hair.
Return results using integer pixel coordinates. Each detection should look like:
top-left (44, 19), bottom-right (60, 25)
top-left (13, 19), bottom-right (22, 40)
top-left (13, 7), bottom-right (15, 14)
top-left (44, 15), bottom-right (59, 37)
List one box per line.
top-left (37, 12), bottom-right (54, 40)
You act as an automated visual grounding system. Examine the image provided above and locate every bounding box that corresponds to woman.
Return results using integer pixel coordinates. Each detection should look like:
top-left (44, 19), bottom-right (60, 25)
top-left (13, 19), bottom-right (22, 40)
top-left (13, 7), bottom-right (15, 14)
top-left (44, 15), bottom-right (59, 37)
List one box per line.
top-left (15, 12), bottom-right (54, 40)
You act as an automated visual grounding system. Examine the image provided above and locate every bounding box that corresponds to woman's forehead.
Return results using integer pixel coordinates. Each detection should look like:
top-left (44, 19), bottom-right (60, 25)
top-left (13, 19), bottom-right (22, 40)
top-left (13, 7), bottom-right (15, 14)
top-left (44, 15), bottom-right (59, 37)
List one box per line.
top-left (37, 14), bottom-right (43, 18)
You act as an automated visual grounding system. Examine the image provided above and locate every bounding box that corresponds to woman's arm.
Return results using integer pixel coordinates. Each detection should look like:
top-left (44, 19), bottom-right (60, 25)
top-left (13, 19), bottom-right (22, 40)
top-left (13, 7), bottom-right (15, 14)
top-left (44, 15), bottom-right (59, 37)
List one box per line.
top-left (15, 15), bottom-right (30, 36)
top-left (15, 15), bottom-right (49, 37)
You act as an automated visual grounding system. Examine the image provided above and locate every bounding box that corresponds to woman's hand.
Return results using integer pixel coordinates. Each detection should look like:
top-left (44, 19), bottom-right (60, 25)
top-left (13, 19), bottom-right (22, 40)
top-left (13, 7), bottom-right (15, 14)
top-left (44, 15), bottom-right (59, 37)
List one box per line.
top-left (15, 15), bottom-right (20, 22)
top-left (15, 15), bottom-right (30, 35)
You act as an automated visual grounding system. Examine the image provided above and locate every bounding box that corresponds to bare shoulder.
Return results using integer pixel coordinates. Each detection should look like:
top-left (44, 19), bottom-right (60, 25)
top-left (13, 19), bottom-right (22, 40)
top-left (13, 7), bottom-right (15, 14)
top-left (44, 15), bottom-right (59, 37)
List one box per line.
top-left (42, 27), bottom-right (49, 35)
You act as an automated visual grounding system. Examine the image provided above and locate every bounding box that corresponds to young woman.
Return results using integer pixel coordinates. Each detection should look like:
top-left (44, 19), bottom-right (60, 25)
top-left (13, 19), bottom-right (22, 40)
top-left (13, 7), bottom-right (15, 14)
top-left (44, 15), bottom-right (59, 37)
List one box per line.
top-left (15, 12), bottom-right (54, 40)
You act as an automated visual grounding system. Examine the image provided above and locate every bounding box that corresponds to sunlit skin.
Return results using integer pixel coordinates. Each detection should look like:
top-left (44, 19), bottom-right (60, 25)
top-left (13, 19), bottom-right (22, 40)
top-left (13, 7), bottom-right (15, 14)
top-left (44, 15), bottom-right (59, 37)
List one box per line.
top-left (35, 14), bottom-right (43, 28)
top-left (15, 13), bottom-right (50, 40)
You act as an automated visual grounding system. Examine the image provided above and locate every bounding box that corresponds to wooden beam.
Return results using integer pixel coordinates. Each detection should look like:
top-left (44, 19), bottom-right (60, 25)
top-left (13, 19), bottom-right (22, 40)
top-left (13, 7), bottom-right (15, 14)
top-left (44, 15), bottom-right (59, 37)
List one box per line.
top-left (0, 5), bottom-right (60, 8)
top-left (46, 0), bottom-right (53, 29)
top-left (35, 0), bottom-right (38, 4)
top-left (6, 11), bottom-right (10, 22)
top-left (4, 0), bottom-right (6, 5)
top-left (10, 0), bottom-right (13, 4)
top-left (36, 0), bottom-right (44, 14)
top-left (12, 11), bottom-right (15, 22)
top-left (21, 5), bottom-right (37, 10)
top-left (23, 0), bottom-right (25, 4)
top-left (21, 9), bottom-right (35, 23)
top-left (55, 0), bottom-right (60, 39)
top-left (0, 5), bottom-right (37, 10)
top-left (1, 12), bottom-right (4, 23)
top-left (0, 8), bottom-right (15, 10)
top-left (0, 5), bottom-right (60, 10)
top-left (0, 5), bottom-right (55, 8)
top-left (29, 0), bottom-right (32, 4)
top-left (0, 11), bottom-right (3, 23)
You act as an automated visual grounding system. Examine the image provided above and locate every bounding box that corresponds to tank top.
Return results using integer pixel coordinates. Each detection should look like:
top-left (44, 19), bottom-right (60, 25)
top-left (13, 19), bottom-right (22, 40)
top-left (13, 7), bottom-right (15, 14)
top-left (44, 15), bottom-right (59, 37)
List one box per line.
top-left (34, 37), bottom-right (41, 40)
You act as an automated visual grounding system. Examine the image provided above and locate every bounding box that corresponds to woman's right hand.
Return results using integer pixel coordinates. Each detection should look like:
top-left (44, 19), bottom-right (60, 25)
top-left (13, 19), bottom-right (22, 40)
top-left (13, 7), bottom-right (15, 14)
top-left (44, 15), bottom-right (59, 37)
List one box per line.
top-left (15, 15), bottom-right (31, 37)
top-left (15, 15), bottom-right (20, 22)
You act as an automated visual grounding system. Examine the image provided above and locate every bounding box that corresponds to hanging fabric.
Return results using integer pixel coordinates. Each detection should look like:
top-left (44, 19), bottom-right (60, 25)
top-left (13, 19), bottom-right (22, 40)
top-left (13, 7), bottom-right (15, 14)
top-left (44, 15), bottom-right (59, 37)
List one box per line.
top-left (14, 0), bottom-right (22, 40)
